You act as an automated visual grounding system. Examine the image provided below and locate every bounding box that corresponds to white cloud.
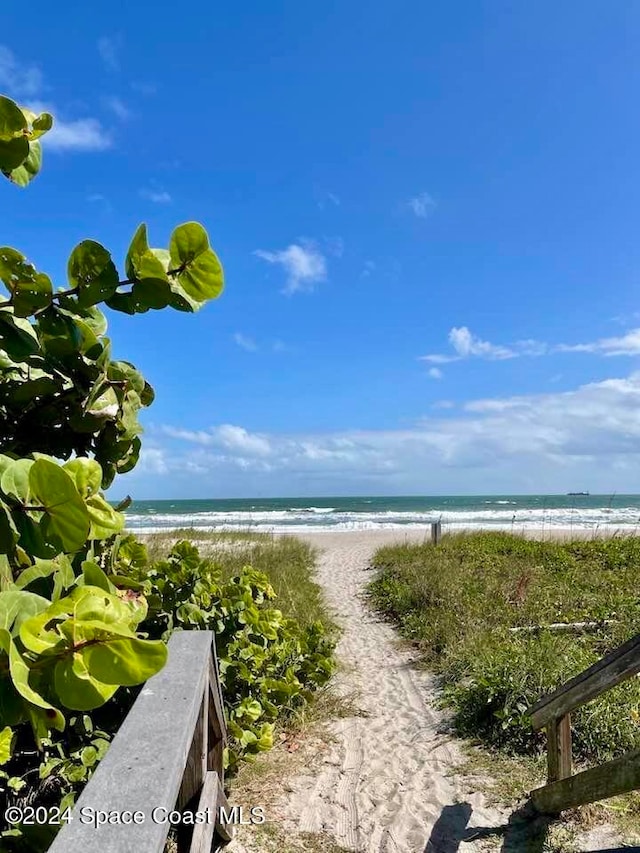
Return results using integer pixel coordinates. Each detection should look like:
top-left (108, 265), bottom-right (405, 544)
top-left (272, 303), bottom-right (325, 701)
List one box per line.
top-left (255, 241), bottom-right (327, 294)
top-left (98, 36), bottom-right (122, 71)
top-left (45, 116), bottom-right (111, 151)
top-left (103, 95), bottom-right (130, 120)
top-left (139, 187), bottom-right (171, 204)
top-left (0, 47), bottom-right (111, 154)
top-left (407, 192), bottom-right (436, 218)
top-left (432, 400), bottom-right (455, 410)
top-left (422, 326), bottom-right (518, 363)
top-left (428, 367), bottom-right (443, 380)
top-left (142, 373), bottom-right (640, 494)
top-left (449, 326), bottom-right (515, 360)
top-left (162, 424), bottom-right (272, 458)
top-left (558, 328), bottom-right (640, 357)
top-left (0, 46), bottom-right (42, 98)
top-left (28, 101), bottom-right (111, 152)
top-left (423, 325), bottom-right (640, 367)
top-left (136, 446), bottom-right (169, 475)
top-left (234, 333), bottom-right (258, 352)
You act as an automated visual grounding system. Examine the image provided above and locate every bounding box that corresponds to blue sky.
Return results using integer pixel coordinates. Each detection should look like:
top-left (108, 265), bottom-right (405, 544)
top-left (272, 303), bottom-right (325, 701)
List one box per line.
top-left (3, 2), bottom-right (640, 498)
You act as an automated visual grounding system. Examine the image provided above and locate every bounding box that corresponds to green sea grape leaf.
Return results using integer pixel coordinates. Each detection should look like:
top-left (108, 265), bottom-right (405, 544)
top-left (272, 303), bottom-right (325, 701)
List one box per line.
top-left (56, 298), bottom-right (108, 336)
top-left (0, 500), bottom-right (19, 551)
top-left (115, 535), bottom-right (148, 571)
top-left (68, 240), bottom-right (119, 307)
top-left (80, 745), bottom-right (98, 767)
top-left (168, 222), bottom-right (224, 303)
top-left (14, 513), bottom-right (58, 560)
top-left (132, 278), bottom-right (172, 310)
top-left (83, 636), bottom-right (167, 686)
top-left (104, 291), bottom-right (137, 314)
top-left (0, 310), bottom-right (40, 361)
top-left (9, 140), bottom-right (43, 187)
top-left (65, 586), bottom-right (142, 629)
top-left (85, 385), bottom-right (119, 419)
top-left (86, 495), bottom-right (124, 539)
top-left (0, 137), bottom-right (29, 173)
top-left (81, 561), bottom-right (114, 593)
top-left (30, 112), bottom-right (53, 139)
top-left (174, 248), bottom-right (224, 303)
top-left (107, 360), bottom-right (145, 394)
top-left (0, 628), bottom-right (64, 729)
top-left (0, 726), bottom-right (14, 765)
top-left (37, 307), bottom-right (83, 357)
top-left (29, 459), bottom-right (90, 551)
top-left (169, 222), bottom-right (209, 265)
top-left (54, 654), bottom-right (118, 711)
top-left (12, 268), bottom-right (52, 316)
top-left (14, 559), bottom-right (58, 591)
top-left (19, 608), bottom-right (66, 654)
top-left (0, 590), bottom-right (49, 634)
top-left (125, 223), bottom-right (149, 280)
top-left (1, 458), bottom-right (33, 502)
top-left (63, 458), bottom-right (102, 499)
top-left (0, 97), bottom-right (27, 139)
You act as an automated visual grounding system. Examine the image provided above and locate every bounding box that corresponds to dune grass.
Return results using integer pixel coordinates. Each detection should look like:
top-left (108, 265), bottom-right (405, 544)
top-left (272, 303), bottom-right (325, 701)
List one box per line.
top-left (368, 531), bottom-right (640, 763)
top-left (141, 529), bottom-right (333, 631)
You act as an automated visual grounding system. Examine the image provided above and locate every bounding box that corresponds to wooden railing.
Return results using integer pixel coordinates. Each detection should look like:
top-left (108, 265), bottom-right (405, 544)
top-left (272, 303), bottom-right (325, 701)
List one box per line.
top-left (527, 632), bottom-right (640, 814)
top-left (49, 631), bottom-right (233, 852)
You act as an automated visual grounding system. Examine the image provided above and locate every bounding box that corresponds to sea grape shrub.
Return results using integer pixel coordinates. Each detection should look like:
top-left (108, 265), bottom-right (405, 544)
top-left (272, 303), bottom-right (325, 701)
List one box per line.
top-left (115, 539), bottom-right (336, 768)
top-left (0, 93), bottom-right (225, 848)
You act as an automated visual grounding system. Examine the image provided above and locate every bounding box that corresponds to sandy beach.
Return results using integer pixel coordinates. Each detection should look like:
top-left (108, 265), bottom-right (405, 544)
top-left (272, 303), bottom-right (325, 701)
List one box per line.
top-left (253, 530), bottom-right (509, 851)
top-left (226, 528), bottom-right (626, 853)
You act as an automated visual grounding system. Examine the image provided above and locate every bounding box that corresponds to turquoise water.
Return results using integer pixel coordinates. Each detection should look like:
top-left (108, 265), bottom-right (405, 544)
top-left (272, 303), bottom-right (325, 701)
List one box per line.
top-left (123, 494), bottom-right (640, 533)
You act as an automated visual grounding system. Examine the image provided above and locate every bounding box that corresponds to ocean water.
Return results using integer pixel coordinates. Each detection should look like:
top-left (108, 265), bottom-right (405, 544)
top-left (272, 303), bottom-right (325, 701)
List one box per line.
top-left (123, 495), bottom-right (640, 534)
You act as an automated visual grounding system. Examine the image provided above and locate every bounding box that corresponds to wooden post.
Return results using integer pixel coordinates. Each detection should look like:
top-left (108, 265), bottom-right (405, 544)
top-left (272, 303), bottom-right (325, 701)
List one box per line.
top-left (431, 521), bottom-right (442, 545)
top-left (547, 714), bottom-right (572, 784)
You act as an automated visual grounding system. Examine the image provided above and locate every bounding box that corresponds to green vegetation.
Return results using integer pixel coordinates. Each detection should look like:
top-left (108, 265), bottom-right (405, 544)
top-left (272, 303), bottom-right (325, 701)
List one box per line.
top-left (143, 530), bottom-right (331, 628)
top-left (368, 532), bottom-right (640, 762)
top-left (113, 537), bottom-right (336, 768)
top-left (0, 94), bottom-right (335, 850)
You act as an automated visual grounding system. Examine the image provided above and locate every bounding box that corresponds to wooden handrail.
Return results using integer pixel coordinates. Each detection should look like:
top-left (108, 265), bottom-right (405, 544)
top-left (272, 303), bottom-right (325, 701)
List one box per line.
top-left (48, 631), bottom-right (233, 852)
top-left (532, 749), bottom-right (640, 814)
top-left (527, 631), bottom-right (640, 814)
top-left (528, 633), bottom-right (640, 730)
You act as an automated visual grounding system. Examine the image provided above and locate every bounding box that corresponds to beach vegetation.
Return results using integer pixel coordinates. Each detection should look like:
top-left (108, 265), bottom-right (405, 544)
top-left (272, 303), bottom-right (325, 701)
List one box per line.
top-left (368, 532), bottom-right (640, 763)
top-left (0, 94), bottom-right (334, 850)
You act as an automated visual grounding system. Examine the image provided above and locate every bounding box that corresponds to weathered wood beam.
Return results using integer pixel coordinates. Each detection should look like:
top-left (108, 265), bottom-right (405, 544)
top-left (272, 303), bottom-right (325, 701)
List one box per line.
top-left (214, 774), bottom-right (234, 843)
top-left (509, 620), bottom-right (615, 635)
top-left (531, 748), bottom-right (640, 815)
top-left (189, 771), bottom-right (220, 853)
top-left (179, 687), bottom-right (209, 810)
top-left (546, 715), bottom-right (572, 784)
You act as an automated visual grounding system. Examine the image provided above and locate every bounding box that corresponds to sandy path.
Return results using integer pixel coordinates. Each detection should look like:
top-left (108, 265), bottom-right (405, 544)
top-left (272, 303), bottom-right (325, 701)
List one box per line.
top-left (262, 530), bottom-right (508, 852)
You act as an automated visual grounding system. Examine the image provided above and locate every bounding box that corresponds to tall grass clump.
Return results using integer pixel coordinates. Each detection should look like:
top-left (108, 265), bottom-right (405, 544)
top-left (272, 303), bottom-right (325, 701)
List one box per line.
top-left (369, 532), bottom-right (640, 762)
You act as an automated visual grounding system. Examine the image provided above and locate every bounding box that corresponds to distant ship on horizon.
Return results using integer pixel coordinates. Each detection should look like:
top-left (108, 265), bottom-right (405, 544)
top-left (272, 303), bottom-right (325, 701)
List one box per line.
top-left (567, 491), bottom-right (590, 496)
